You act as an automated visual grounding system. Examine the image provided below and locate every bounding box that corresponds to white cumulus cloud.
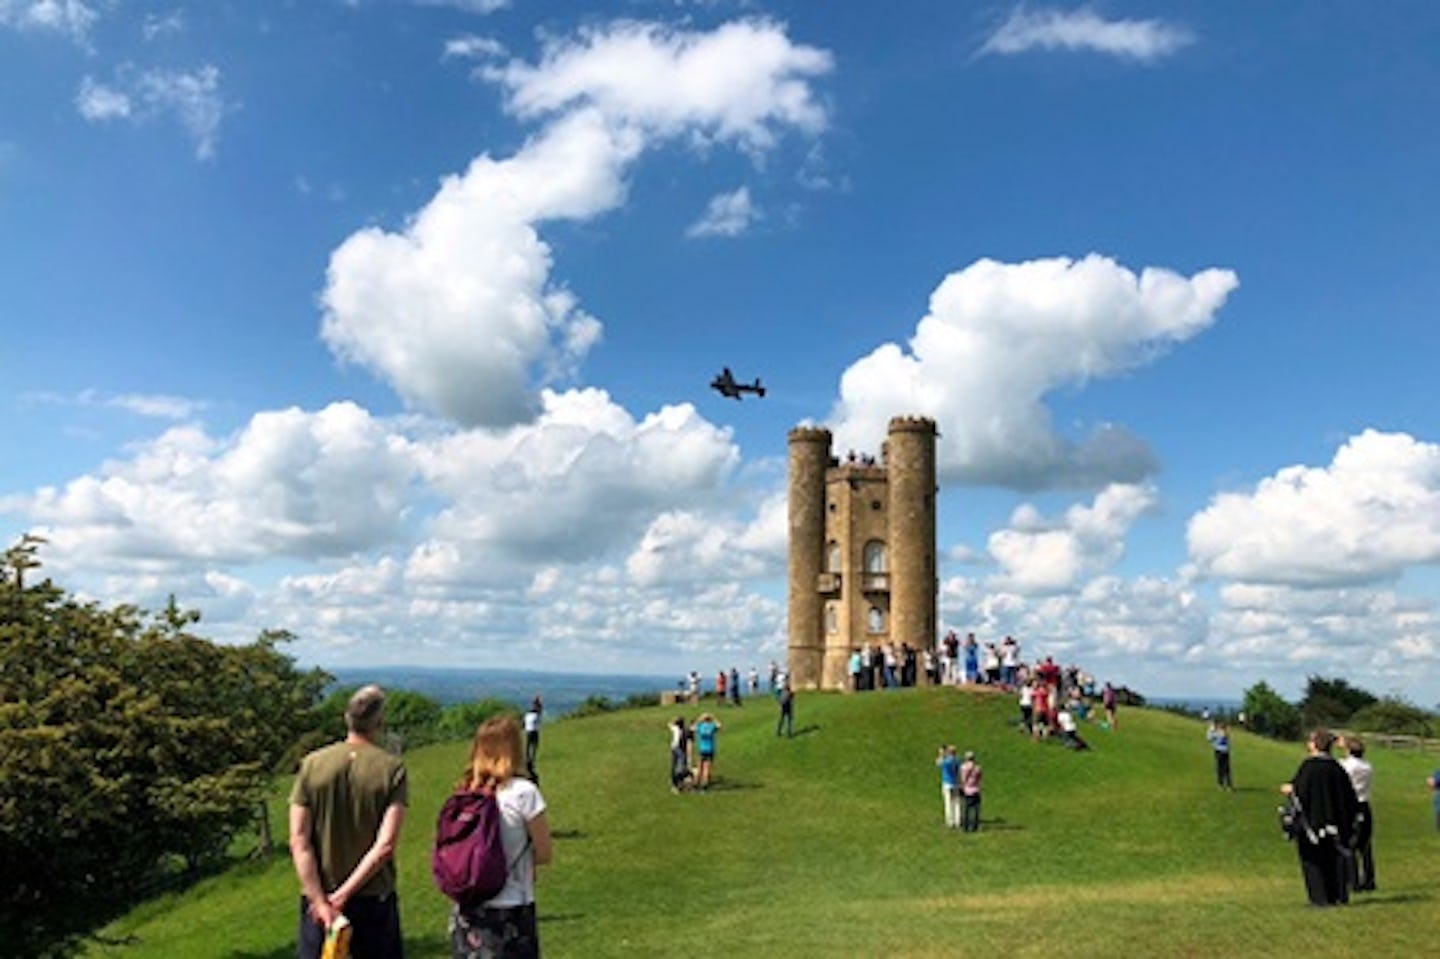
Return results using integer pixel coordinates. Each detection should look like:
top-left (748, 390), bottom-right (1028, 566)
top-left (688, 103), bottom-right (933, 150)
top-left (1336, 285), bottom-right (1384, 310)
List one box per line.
top-left (981, 6), bottom-right (1194, 62)
top-left (485, 19), bottom-right (832, 150)
top-left (987, 483), bottom-right (1157, 594)
top-left (407, 388), bottom-right (741, 577)
top-left (687, 185), bottom-right (759, 238)
top-left (323, 19), bottom-right (831, 428)
top-left (1188, 430), bottom-right (1440, 587)
top-left (16, 402), bottom-right (417, 568)
top-left (831, 254), bottom-right (1238, 490)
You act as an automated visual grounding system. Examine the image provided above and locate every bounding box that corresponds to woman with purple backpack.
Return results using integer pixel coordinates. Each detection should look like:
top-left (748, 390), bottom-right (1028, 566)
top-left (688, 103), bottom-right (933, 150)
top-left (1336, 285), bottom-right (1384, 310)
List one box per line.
top-left (449, 715), bottom-right (554, 959)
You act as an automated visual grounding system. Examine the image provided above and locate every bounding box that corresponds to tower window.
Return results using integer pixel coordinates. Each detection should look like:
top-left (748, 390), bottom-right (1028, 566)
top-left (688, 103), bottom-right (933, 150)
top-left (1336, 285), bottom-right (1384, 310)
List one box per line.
top-left (825, 602), bottom-right (838, 635)
top-left (827, 541), bottom-right (842, 573)
top-left (863, 540), bottom-right (887, 574)
top-left (867, 607), bottom-right (885, 633)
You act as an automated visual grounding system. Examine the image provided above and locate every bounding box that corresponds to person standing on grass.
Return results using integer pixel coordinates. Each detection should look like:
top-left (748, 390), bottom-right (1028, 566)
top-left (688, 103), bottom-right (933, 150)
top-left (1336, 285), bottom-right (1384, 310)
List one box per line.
top-left (1280, 728), bottom-right (1359, 907)
top-left (694, 712), bottom-right (722, 791)
top-left (1031, 681), bottom-right (1051, 742)
top-left (523, 696), bottom-right (542, 778)
top-left (1207, 720), bottom-right (1234, 790)
top-left (776, 683), bottom-right (795, 738)
top-left (1102, 682), bottom-right (1118, 730)
top-left (668, 716), bottom-right (691, 793)
top-left (1431, 768), bottom-right (1440, 831)
top-left (449, 715), bottom-right (554, 959)
top-left (936, 745), bottom-right (961, 829)
top-left (959, 751), bottom-right (983, 833)
top-left (1018, 682), bottom-right (1034, 734)
top-left (1339, 736), bottom-right (1375, 892)
top-left (289, 684), bottom-right (407, 959)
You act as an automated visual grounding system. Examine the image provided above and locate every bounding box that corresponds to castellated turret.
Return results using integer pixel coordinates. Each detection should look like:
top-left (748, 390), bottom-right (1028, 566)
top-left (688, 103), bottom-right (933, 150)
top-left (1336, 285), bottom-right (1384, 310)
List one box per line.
top-left (787, 417), bottom-right (939, 691)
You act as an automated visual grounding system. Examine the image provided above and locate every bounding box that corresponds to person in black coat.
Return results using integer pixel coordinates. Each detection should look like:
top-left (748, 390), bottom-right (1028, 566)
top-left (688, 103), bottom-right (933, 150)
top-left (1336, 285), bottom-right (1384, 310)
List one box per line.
top-left (1280, 728), bottom-right (1359, 906)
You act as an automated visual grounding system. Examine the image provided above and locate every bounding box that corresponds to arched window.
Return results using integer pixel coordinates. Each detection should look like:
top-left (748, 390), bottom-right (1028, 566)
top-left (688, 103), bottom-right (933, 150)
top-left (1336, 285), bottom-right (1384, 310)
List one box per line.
top-left (867, 606), bottom-right (885, 633)
top-left (825, 602), bottom-right (838, 635)
top-left (863, 540), bottom-right (887, 574)
top-left (826, 541), bottom-right (842, 573)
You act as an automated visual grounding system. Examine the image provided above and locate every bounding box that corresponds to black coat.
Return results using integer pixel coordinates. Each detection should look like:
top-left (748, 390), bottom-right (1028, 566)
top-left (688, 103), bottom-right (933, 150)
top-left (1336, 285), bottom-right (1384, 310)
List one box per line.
top-left (1290, 755), bottom-right (1359, 843)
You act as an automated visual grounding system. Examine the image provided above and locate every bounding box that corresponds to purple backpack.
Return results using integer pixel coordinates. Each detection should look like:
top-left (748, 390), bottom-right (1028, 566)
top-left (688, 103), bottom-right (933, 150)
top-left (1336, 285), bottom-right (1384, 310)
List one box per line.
top-left (432, 788), bottom-right (508, 906)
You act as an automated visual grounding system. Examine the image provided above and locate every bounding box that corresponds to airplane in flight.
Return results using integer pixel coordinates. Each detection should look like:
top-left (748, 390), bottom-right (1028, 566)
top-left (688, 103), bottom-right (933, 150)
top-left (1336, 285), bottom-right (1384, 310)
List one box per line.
top-left (710, 367), bottom-right (766, 400)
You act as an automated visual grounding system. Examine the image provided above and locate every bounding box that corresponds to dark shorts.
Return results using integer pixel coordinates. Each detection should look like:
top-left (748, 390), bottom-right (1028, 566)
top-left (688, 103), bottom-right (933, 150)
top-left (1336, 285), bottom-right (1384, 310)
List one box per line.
top-left (298, 894), bottom-right (403, 959)
top-left (451, 902), bottom-right (539, 959)
top-left (699, 750), bottom-right (715, 761)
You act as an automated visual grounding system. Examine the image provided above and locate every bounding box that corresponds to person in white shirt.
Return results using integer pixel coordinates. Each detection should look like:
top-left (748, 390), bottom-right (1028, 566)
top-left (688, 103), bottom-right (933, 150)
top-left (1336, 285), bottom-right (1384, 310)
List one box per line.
top-left (1339, 735), bottom-right (1376, 892)
top-left (522, 697), bottom-right (542, 779)
top-left (1057, 708), bottom-right (1088, 750)
top-left (449, 715), bottom-right (553, 958)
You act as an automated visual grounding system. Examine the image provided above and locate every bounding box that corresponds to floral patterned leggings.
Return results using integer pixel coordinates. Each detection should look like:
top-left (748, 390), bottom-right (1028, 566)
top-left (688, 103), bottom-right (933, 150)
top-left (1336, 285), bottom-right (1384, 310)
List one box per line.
top-left (450, 903), bottom-right (539, 959)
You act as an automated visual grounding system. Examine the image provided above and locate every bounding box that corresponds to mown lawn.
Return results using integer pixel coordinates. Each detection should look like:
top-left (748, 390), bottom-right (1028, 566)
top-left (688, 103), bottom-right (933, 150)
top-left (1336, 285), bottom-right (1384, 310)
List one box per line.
top-left (83, 687), bottom-right (1440, 958)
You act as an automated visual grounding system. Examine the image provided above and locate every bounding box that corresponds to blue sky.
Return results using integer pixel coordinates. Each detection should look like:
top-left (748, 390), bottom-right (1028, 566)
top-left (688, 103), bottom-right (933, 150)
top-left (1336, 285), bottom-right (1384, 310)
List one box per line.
top-left (3, 1), bottom-right (1439, 706)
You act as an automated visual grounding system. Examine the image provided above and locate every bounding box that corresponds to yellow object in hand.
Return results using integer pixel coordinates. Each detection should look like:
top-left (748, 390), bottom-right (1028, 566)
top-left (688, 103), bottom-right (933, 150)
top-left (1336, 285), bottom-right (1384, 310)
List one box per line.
top-left (320, 914), bottom-right (351, 959)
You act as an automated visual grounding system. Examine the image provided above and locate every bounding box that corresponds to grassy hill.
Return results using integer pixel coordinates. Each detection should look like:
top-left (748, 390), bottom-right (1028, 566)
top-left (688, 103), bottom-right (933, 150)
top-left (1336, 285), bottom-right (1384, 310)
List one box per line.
top-left (83, 687), bottom-right (1440, 958)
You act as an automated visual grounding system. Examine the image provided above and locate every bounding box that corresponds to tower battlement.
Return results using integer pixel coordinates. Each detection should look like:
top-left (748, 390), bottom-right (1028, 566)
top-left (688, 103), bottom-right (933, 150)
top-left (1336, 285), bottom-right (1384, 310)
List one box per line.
top-left (788, 426), bottom-right (833, 443)
top-left (886, 415), bottom-right (937, 434)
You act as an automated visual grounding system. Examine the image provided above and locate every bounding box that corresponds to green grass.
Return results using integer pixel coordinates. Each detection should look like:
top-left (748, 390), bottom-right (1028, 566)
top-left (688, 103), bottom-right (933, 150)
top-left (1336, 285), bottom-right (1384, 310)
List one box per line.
top-left (82, 688), bottom-right (1440, 958)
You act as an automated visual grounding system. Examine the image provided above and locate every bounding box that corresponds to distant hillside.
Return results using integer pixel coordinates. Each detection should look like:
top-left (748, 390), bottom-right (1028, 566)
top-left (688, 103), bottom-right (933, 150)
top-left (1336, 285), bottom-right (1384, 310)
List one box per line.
top-left (84, 688), bottom-right (1440, 958)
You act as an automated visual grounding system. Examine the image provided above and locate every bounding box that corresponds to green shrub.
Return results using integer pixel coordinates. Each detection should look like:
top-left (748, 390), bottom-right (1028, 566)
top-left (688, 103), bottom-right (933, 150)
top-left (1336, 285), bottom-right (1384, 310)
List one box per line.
top-left (1348, 696), bottom-right (1435, 737)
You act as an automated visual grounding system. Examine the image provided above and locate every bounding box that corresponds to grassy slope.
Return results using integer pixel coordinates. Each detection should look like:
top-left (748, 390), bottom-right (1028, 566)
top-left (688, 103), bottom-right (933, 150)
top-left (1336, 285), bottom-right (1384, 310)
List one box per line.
top-left (84, 688), bottom-right (1440, 958)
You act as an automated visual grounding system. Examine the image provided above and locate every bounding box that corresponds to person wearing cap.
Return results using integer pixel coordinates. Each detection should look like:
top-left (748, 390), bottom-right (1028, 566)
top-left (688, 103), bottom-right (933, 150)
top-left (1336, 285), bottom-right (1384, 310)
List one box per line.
top-left (959, 751), bottom-right (983, 833)
top-left (290, 684), bottom-right (409, 958)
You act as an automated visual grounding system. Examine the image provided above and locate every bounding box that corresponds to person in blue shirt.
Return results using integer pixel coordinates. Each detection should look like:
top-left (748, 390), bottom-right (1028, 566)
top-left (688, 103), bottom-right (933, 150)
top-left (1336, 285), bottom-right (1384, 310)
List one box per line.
top-left (936, 745), bottom-right (961, 829)
top-left (693, 713), bottom-right (722, 791)
top-left (1207, 720), bottom-right (1233, 790)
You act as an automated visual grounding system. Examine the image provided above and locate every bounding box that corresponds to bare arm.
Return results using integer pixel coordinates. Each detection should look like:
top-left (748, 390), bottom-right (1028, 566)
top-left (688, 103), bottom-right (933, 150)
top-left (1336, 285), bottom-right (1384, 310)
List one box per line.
top-left (289, 804), bottom-right (339, 929)
top-left (328, 803), bottom-right (406, 911)
top-left (527, 810), bottom-right (554, 867)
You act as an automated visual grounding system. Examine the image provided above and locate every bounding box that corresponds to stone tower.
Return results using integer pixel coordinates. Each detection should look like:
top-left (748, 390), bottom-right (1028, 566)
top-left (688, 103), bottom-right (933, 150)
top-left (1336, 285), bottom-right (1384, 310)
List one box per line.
top-left (787, 416), bottom-right (939, 691)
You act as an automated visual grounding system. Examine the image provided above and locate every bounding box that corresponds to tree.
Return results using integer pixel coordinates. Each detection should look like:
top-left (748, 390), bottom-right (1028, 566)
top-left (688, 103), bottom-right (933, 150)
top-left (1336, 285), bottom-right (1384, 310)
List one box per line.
top-left (1241, 681), bottom-right (1301, 740)
top-left (1298, 675), bottom-right (1377, 729)
top-left (0, 542), bottom-right (328, 956)
top-left (1348, 697), bottom-right (1435, 738)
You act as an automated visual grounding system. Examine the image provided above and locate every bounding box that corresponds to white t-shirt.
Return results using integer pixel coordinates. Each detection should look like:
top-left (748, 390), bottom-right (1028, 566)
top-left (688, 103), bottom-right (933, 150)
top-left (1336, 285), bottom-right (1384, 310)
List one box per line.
top-left (1058, 710), bottom-right (1077, 733)
top-left (523, 710), bottom-right (540, 734)
top-left (1341, 756), bottom-right (1373, 803)
top-left (484, 777), bottom-right (547, 907)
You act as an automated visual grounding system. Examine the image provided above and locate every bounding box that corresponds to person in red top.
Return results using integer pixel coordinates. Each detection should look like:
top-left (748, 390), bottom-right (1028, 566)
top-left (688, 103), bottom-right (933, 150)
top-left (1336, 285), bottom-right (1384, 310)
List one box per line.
top-left (1031, 681), bottom-right (1051, 742)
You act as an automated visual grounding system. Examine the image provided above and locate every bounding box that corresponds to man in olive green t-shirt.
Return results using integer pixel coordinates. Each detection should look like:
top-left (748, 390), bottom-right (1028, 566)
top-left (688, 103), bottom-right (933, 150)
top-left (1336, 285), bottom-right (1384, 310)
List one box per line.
top-left (289, 684), bottom-right (408, 959)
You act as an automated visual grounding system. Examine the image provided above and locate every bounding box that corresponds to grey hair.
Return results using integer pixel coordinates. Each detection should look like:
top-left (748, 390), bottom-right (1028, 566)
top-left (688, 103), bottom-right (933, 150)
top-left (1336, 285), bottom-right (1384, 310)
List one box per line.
top-left (345, 684), bottom-right (386, 736)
